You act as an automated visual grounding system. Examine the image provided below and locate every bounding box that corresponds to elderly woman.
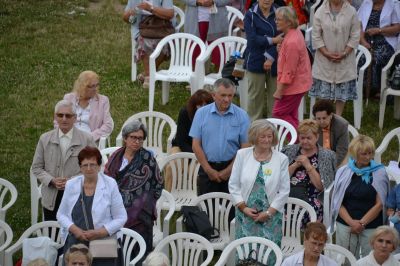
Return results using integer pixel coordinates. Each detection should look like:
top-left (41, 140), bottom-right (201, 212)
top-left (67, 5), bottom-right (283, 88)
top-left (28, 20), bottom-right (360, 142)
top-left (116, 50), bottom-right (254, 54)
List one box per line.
top-left (358, 0), bottom-right (400, 99)
top-left (60, 71), bottom-right (114, 142)
top-left (282, 222), bottom-right (338, 266)
top-left (310, 0), bottom-right (360, 116)
top-left (273, 6), bottom-right (312, 129)
top-left (123, 0), bottom-right (174, 88)
top-left (355, 226), bottom-right (400, 265)
top-left (229, 119), bottom-right (290, 260)
top-left (57, 146), bottom-right (127, 265)
top-left (244, 0), bottom-right (283, 121)
top-left (282, 119), bottom-right (336, 223)
top-left (330, 135), bottom-right (389, 259)
top-left (104, 120), bottom-right (163, 260)
top-left (64, 244), bottom-right (93, 266)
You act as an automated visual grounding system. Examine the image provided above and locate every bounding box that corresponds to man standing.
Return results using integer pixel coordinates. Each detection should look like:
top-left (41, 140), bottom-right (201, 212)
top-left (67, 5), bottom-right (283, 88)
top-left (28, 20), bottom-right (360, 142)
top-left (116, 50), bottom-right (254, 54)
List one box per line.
top-left (190, 78), bottom-right (250, 195)
top-left (32, 100), bottom-right (96, 221)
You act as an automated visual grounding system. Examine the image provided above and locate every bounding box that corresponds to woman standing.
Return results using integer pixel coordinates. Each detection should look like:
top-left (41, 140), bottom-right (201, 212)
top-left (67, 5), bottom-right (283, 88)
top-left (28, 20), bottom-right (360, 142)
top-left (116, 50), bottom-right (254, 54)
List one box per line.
top-left (229, 120), bottom-right (290, 259)
top-left (104, 120), bottom-right (163, 261)
top-left (310, 0), bottom-right (360, 116)
top-left (273, 6), bottom-right (312, 129)
top-left (282, 119), bottom-right (336, 223)
top-left (358, 0), bottom-right (400, 99)
top-left (330, 135), bottom-right (389, 259)
top-left (60, 71), bottom-right (114, 142)
top-left (244, 0), bottom-right (283, 121)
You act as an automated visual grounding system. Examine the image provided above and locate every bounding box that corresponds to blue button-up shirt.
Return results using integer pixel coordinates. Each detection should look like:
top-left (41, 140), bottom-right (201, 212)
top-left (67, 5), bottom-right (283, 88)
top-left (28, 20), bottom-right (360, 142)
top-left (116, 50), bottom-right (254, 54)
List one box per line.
top-left (189, 102), bottom-right (250, 162)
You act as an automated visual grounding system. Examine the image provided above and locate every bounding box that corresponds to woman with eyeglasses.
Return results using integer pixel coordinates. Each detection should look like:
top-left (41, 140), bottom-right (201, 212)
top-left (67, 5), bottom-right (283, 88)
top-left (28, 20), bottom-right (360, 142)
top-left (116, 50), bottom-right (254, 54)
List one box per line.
top-left (104, 120), bottom-right (164, 263)
top-left (57, 146), bottom-right (127, 265)
top-left (64, 244), bottom-right (93, 266)
top-left (59, 70), bottom-right (114, 143)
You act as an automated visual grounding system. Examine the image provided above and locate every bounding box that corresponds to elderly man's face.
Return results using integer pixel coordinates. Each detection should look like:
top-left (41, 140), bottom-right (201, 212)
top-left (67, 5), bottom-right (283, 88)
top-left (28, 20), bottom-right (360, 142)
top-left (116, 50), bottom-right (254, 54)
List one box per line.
top-left (304, 235), bottom-right (326, 259)
top-left (55, 106), bottom-right (76, 133)
top-left (212, 85), bottom-right (235, 113)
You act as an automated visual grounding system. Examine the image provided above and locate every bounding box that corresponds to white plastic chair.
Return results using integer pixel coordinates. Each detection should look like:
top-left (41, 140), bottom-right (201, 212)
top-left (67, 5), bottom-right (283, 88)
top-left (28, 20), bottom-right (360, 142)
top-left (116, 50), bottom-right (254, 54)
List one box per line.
top-left (0, 178), bottom-right (17, 222)
top-left (379, 50), bottom-right (400, 129)
top-left (30, 168), bottom-right (42, 225)
top-left (158, 152), bottom-right (200, 211)
top-left (323, 182), bottom-right (334, 230)
top-left (308, 0), bottom-right (322, 28)
top-left (148, 33), bottom-right (206, 111)
top-left (121, 227), bottom-right (147, 266)
top-left (116, 111), bottom-right (177, 162)
top-left (100, 146), bottom-right (120, 172)
top-left (214, 236), bottom-right (283, 266)
top-left (375, 127), bottom-right (400, 164)
top-left (153, 232), bottom-right (214, 266)
top-left (281, 197), bottom-right (317, 257)
top-left (130, 5), bottom-right (185, 82)
top-left (226, 6), bottom-right (244, 37)
top-left (309, 45), bottom-right (371, 129)
top-left (266, 118), bottom-right (297, 151)
top-left (0, 220), bottom-right (13, 266)
top-left (154, 189), bottom-right (176, 247)
top-left (348, 124), bottom-right (359, 139)
top-left (5, 221), bottom-right (61, 266)
top-left (98, 134), bottom-right (111, 150)
top-left (176, 192), bottom-right (234, 251)
top-left (324, 243), bottom-right (357, 265)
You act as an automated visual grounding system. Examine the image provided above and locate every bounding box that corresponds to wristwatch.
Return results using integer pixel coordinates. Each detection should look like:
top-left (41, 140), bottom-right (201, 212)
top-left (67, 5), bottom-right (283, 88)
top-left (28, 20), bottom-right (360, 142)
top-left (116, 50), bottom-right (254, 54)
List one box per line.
top-left (150, 5), bottom-right (154, 13)
top-left (266, 210), bottom-right (272, 219)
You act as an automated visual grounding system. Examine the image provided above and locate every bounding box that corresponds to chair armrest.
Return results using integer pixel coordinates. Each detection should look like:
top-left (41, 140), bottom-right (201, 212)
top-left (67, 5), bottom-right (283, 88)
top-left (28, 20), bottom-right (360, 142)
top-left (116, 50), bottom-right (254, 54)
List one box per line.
top-left (230, 218), bottom-right (236, 241)
top-left (176, 215), bottom-right (184, 233)
top-left (116, 134), bottom-right (123, 147)
top-left (323, 182), bottom-right (334, 229)
top-left (98, 136), bottom-right (107, 150)
top-left (381, 52), bottom-right (398, 95)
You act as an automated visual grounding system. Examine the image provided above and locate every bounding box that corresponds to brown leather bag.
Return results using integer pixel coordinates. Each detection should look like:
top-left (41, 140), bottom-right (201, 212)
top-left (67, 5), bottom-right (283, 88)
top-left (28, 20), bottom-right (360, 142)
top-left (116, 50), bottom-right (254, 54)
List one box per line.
top-left (139, 15), bottom-right (175, 39)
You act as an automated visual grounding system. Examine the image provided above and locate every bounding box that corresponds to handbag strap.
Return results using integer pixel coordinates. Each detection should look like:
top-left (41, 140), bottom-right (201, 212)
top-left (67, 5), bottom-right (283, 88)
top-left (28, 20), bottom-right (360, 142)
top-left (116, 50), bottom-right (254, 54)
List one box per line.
top-left (81, 184), bottom-right (90, 231)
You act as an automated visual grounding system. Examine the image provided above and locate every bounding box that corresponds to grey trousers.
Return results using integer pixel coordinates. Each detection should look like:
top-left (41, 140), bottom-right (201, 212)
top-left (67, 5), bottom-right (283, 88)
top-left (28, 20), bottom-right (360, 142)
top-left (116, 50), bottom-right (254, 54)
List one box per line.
top-left (336, 222), bottom-right (373, 260)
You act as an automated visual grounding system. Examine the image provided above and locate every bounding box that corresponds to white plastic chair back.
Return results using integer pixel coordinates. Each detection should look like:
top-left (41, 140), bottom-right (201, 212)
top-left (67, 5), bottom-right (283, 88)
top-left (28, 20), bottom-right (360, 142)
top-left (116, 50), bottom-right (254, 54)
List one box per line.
top-left (0, 220), bottom-right (13, 266)
top-left (154, 232), bottom-right (214, 266)
top-left (158, 152), bottom-right (200, 211)
top-left (173, 5), bottom-right (185, 32)
top-left (154, 190), bottom-right (176, 247)
top-left (116, 111), bottom-right (177, 162)
top-left (100, 146), bottom-right (120, 172)
top-left (266, 118), bottom-right (297, 151)
top-left (323, 182), bottom-right (334, 230)
top-left (0, 178), bottom-right (17, 222)
top-left (282, 197), bottom-right (317, 257)
top-left (226, 6), bottom-right (244, 36)
top-left (98, 134), bottom-right (111, 150)
top-left (120, 228), bottom-right (147, 266)
top-left (214, 236), bottom-right (283, 266)
top-left (375, 127), bottom-right (400, 164)
top-left (309, 0), bottom-right (322, 27)
top-left (324, 243), bottom-right (357, 265)
top-left (30, 168), bottom-right (42, 225)
top-left (348, 124), bottom-right (359, 139)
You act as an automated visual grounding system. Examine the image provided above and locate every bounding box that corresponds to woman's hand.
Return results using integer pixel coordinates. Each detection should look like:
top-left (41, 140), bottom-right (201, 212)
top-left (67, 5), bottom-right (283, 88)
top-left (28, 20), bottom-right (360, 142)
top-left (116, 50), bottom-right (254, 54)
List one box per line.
top-left (272, 34), bottom-right (284, 45)
top-left (70, 226), bottom-right (89, 242)
top-left (263, 60), bottom-right (273, 71)
top-left (295, 155), bottom-right (311, 168)
top-left (365, 27), bottom-right (381, 37)
top-left (349, 219), bottom-right (364, 234)
top-left (243, 207), bottom-right (259, 220)
top-left (137, 1), bottom-right (153, 12)
top-left (254, 211), bottom-right (269, 223)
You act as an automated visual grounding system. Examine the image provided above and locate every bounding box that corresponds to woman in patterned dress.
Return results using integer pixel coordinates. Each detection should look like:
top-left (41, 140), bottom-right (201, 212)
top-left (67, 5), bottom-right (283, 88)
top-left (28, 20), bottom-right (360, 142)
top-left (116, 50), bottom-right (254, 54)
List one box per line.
top-left (229, 119), bottom-right (290, 264)
top-left (104, 120), bottom-right (164, 264)
top-left (282, 119), bottom-right (336, 224)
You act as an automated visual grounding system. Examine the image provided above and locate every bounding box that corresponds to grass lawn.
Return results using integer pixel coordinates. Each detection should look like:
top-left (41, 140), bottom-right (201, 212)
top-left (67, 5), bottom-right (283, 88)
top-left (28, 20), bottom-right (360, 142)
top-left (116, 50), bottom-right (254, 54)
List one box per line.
top-left (1, 0), bottom-right (400, 255)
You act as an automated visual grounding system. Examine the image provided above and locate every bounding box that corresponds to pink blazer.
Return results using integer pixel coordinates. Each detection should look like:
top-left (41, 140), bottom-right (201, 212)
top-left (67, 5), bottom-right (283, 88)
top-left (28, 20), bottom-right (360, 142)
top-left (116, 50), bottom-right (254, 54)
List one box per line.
top-left (277, 28), bottom-right (312, 96)
top-left (61, 93), bottom-right (114, 141)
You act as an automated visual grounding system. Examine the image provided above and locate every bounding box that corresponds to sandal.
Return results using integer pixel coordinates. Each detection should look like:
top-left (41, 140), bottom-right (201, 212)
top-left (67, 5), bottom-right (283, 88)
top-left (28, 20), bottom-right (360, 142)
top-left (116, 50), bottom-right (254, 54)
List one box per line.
top-left (137, 73), bottom-right (145, 83)
top-left (143, 76), bottom-right (150, 89)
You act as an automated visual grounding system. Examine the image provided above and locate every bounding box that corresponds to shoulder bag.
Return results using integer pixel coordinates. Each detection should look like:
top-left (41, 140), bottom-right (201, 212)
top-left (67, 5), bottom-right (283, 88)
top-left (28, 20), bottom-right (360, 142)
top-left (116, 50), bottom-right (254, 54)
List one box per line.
top-left (236, 250), bottom-right (267, 266)
top-left (138, 1), bottom-right (175, 39)
top-left (181, 205), bottom-right (220, 240)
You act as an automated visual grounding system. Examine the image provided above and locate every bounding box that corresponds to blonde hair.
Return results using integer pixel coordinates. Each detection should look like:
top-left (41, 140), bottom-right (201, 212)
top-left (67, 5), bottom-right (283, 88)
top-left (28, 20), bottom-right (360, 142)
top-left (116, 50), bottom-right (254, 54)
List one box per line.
top-left (64, 244), bottom-right (92, 266)
top-left (248, 119), bottom-right (278, 146)
top-left (297, 119), bottom-right (319, 136)
top-left (73, 70), bottom-right (99, 99)
top-left (276, 6), bottom-right (299, 29)
top-left (27, 258), bottom-right (49, 266)
top-left (348, 135), bottom-right (375, 161)
top-left (369, 225), bottom-right (399, 250)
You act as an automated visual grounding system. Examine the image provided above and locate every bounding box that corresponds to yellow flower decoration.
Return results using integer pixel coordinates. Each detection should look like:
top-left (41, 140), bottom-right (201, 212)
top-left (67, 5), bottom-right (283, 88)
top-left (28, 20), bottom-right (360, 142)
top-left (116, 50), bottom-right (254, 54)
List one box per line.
top-left (264, 168), bottom-right (272, 176)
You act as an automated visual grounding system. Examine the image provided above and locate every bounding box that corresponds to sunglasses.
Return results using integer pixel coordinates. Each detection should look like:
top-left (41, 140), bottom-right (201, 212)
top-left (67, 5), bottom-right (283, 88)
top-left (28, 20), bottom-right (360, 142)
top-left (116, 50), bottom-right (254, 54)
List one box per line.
top-left (69, 246), bottom-right (89, 254)
top-left (56, 113), bottom-right (75, 119)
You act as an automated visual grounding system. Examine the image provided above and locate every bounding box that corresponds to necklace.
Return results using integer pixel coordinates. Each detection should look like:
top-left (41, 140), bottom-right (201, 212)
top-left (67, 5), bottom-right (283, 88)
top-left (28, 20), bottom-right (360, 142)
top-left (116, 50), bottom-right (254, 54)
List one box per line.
top-left (253, 148), bottom-right (272, 162)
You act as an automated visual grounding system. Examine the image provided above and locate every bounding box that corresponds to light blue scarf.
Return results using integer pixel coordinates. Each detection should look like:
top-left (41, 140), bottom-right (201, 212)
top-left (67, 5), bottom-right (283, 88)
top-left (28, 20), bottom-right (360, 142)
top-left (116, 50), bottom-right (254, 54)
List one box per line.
top-left (347, 157), bottom-right (384, 184)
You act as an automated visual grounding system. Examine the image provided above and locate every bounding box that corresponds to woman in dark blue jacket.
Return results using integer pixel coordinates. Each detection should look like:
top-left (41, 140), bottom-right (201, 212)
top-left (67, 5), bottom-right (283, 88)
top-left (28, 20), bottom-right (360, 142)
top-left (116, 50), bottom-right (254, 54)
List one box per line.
top-left (244, 0), bottom-right (283, 121)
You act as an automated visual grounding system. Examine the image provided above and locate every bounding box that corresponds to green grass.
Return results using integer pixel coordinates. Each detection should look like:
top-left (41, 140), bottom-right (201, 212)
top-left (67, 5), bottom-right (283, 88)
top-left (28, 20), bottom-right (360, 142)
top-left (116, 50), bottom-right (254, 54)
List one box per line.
top-left (1, 0), bottom-right (399, 251)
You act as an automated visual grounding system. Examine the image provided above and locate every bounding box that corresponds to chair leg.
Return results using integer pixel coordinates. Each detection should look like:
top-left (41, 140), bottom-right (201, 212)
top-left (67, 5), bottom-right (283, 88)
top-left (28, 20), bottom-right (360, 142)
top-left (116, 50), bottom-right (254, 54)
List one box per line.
top-left (161, 81), bottom-right (170, 105)
top-left (149, 79), bottom-right (155, 111)
top-left (379, 91), bottom-right (388, 129)
top-left (394, 96), bottom-right (400, 119)
top-left (309, 96), bottom-right (316, 118)
top-left (354, 98), bottom-right (362, 129)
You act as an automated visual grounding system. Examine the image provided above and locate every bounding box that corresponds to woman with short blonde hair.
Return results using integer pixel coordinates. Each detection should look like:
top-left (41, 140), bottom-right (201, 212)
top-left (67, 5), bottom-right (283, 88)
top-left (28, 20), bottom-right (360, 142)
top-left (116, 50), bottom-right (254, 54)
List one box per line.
top-left (64, 244), bottom-right (93, 266)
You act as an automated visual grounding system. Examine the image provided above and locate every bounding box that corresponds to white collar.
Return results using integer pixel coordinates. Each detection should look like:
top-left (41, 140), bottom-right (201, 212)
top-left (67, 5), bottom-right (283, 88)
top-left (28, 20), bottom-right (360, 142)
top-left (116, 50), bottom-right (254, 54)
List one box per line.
top-left (58, 128), bottom-right (74, 139)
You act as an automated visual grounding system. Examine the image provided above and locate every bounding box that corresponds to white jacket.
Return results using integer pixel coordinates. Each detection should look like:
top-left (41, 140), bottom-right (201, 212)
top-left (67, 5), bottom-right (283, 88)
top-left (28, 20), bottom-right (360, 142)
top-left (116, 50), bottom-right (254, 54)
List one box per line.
top-left (228, 147), bottom-right (290, 212)
top-left (57, 172), bottom-right (127, 241)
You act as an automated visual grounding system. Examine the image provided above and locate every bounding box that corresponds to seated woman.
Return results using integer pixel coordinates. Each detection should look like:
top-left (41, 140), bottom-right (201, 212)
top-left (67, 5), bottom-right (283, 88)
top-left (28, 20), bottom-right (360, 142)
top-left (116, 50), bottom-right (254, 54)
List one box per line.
top-left (282, 222), bottom-right (338, 266)
top-left (229, 119), bottom-right (290, 264)
top-left (61, 70), bottom-right (114, 142)
top-left (355, 225), bottom-right (399, 265)
top-left (282, 119), bottom-right (336, 223)
top-left (104, 120), bottom-right (163, 261)
top-left (123, 0), bottom-right (174, 88)
top-left (64, 244), bottom-right (93, 266)
top-left (330, 135), bottom-right (389, 259)
top-left (57, 146), bottom-right (127, 265)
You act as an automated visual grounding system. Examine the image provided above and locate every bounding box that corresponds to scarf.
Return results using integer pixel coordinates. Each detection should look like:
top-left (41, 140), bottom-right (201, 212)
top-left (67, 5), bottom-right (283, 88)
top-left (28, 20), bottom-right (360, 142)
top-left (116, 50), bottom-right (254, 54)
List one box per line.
top-left (347, 157), bottom-right (384, 184)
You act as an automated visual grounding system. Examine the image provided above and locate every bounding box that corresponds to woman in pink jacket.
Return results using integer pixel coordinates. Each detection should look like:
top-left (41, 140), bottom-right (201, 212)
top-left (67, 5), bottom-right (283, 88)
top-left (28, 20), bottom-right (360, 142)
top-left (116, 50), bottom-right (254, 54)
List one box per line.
top-left (272, 6), bottom-right (312, 129)
top-left (61, 71), bottom-right (114, 142)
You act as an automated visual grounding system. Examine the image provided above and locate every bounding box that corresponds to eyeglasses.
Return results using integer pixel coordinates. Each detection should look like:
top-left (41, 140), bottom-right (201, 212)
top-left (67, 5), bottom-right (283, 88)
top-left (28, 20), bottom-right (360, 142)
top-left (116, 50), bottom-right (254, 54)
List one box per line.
top-left (56, 113), bottom-right (75, 119)
top-left (80, 163), bottom-right (98, 169)
top-left (69, 246), bottom-right (89, 254)
top-left (127, 135), bottom-right (144, 143)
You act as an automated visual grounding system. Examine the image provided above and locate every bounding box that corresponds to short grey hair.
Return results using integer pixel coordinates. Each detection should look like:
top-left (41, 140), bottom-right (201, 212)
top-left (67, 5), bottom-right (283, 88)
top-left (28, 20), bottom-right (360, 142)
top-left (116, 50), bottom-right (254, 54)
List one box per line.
top-left (276, 6), bottom-right (299, 29)
top-left (143, 251), bottom-right (170, 266)
top-left (369, 225), bottom-right (399, 250)
top-left (54, 99), bottom-right (76, 115)
top-left (122, 119), bottom-right (148, 140)
top-left (248, 119), bottom-right (279, 146)
top-left (213, 78), bottom-right (236, 93)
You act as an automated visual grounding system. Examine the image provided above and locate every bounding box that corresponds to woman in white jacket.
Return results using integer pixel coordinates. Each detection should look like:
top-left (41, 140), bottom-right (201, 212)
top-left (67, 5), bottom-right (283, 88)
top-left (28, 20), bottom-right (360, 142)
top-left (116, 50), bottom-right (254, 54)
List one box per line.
top-left (57, 146), bottom-right (127, 265)
top-left (228, 119), bottom-right (290, 261)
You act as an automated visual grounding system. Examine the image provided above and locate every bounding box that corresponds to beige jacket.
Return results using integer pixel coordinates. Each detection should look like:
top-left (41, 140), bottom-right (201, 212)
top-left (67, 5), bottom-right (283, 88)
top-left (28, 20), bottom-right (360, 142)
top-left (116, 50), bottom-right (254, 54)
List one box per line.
top-left (312, 0), bottom-right (360, 83)
top-left (31, 127), bottom-right (96, 210)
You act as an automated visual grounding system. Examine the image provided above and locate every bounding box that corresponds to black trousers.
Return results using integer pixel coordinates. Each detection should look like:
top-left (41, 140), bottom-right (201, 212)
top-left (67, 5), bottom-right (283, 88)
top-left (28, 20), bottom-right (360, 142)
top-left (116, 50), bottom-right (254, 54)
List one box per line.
top-left (43, 190), bottom-right (64, 221)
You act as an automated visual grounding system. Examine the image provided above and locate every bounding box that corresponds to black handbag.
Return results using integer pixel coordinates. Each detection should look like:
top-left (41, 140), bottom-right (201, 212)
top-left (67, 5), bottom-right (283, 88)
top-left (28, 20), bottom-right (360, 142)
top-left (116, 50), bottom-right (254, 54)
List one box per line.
top-left (139, 15), bottom-right (175, 39)
top-left (181, 205), bottom-right (220, 240)
top-left (289, 182), bottom-right (309, 202)
top-left (236, 250), bottom-right (267, 266)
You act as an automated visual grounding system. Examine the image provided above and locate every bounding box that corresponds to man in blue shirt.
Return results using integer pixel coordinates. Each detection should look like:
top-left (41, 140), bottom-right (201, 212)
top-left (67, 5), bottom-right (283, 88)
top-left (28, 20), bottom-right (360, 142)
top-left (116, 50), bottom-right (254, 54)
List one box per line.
top-left (190, 78), bottom-right (250, 195)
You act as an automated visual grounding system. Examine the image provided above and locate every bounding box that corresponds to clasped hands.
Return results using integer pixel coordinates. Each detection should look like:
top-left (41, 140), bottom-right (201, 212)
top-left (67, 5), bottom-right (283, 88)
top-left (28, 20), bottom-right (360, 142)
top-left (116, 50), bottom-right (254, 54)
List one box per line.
top-left (206, 167), bottom-right (229, 183)
top-left (295, 155), bottom-right (313, 170)
top-left (323, 50), bottom-right (347, 63)
top-left (243, 207), bottom-right (271, 223)
top-left (129, 1), bottom-right (153, 16)
top-left (73, 228), bottom-right (102, 242)
top-left (51, 177), bottom-right (68, 190)
top-left (349, 219), bottom-right (365, 234)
